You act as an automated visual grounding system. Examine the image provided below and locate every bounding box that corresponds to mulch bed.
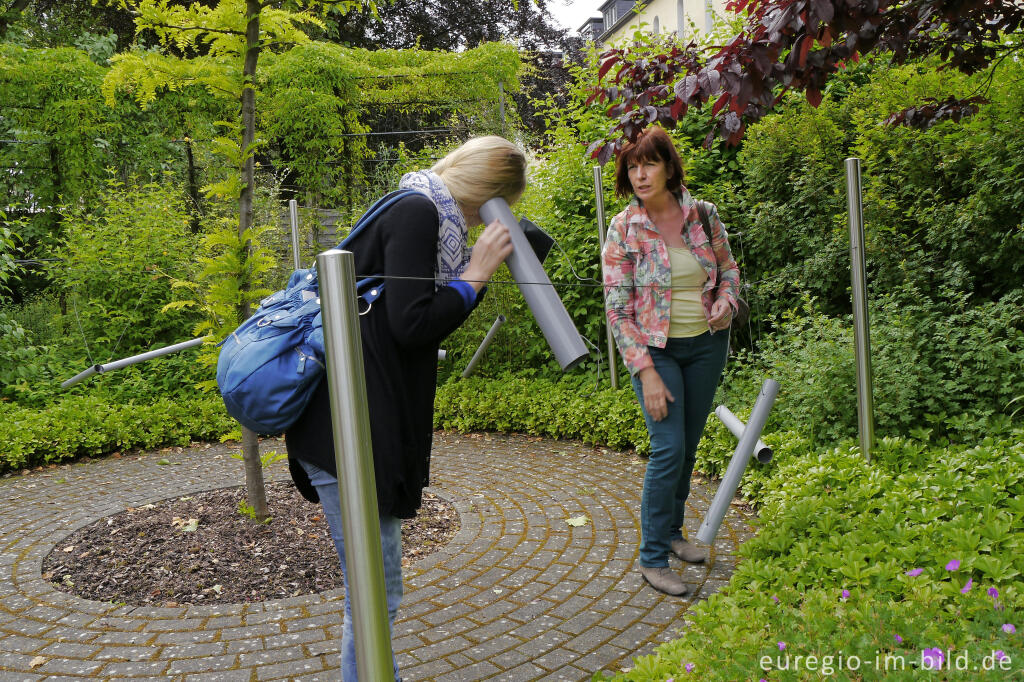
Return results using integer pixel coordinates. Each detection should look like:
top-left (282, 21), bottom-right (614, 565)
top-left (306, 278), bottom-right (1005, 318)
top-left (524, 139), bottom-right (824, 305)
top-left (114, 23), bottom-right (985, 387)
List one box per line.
top-left (42, 481), bottom-right (458, 606)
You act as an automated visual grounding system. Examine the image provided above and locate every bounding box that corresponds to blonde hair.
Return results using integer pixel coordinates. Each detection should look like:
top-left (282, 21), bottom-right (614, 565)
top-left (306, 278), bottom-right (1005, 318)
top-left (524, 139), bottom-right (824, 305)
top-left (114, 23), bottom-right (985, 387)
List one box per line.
top-left (432, 136), bottom-right (527, 209)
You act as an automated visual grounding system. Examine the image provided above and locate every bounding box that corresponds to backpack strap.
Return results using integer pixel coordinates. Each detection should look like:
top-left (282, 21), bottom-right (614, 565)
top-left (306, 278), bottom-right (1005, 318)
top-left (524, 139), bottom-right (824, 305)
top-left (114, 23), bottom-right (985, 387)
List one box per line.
top-left (338, 188), bottom-right (419, 250)
top-left (340, 188), bottom-right (420, 306)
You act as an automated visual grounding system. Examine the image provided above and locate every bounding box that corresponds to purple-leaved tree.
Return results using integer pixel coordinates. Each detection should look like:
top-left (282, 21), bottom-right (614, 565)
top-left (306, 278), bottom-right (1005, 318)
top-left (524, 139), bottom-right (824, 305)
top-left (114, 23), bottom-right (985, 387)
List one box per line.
top-left (587, 0), bottom-right (1024, 161)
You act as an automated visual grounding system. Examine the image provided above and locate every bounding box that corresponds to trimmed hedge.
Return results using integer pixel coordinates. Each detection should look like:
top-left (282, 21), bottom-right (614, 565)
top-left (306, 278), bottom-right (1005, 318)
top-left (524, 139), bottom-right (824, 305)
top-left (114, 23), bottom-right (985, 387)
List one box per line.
top-left (0, 394), bottom-right (235, 472)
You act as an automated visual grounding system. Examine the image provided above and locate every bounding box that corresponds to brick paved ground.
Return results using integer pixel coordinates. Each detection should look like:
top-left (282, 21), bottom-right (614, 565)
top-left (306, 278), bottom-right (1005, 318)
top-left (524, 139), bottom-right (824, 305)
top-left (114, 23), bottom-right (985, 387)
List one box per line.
top-left (0, 432), bottom-right (757, 681)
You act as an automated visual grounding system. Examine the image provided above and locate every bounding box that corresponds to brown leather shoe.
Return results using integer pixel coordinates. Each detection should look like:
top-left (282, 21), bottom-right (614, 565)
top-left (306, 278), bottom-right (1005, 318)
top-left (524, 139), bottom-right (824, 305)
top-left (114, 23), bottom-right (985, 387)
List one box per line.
top-left (671, 538), bottom-right (707, 563)
top-left (639, 565), bottom-right (689, 596)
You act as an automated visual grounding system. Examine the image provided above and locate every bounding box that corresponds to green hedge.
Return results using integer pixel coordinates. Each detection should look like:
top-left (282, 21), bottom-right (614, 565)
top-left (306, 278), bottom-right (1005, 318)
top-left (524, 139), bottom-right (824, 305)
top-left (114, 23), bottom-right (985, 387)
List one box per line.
top-left (0, 393), bottom-right (235, 472)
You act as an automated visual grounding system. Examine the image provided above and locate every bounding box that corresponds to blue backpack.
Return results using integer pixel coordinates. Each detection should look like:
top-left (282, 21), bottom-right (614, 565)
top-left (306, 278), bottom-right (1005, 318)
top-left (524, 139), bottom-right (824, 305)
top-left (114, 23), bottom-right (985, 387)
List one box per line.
top-left (216, 189), bottom-right (416, 434)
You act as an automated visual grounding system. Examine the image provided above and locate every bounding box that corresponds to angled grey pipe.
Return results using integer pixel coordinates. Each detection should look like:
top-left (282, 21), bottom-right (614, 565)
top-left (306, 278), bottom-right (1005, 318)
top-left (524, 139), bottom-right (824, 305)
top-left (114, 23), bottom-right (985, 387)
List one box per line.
top-left (479, 197), bottom-right (589, 372)
top-left (461, 315), bottom-right (506, 378)
top-left (696, 379), bottom-right (780, 545)
top-left (61, 336), bottom-right (209, 388)
top-left (714, 405), bottom-right (773, 464)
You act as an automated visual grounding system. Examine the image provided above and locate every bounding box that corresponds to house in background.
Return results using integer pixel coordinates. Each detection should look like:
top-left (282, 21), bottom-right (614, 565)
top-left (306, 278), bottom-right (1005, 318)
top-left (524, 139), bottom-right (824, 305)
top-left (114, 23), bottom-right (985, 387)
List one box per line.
top-left (578, 0), bottom-right (732, 46)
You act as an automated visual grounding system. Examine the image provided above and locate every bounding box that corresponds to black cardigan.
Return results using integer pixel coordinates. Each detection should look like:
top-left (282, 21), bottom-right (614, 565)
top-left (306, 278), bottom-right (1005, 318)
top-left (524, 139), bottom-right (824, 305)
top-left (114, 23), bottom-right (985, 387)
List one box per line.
top-left (285, 193), bottom-right (479, 519)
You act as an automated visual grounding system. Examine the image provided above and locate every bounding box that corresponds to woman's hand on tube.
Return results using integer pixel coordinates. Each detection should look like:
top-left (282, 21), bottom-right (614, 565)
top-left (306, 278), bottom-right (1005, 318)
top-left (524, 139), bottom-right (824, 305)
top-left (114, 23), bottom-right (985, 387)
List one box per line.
top-left (708, 298), bottom-right (733, 332)
top-left (638, 367), bottom-right (674, 421)
top-left (462, 219), bottom-right (513, 292)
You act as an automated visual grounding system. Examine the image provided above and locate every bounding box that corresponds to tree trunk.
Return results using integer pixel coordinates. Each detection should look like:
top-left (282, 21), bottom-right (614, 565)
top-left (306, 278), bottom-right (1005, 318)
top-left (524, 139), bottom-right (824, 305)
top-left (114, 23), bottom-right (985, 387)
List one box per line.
top-left (184, 135), bottom-right (202, 233)
top-left (238, 0), bottom-right (269, 523)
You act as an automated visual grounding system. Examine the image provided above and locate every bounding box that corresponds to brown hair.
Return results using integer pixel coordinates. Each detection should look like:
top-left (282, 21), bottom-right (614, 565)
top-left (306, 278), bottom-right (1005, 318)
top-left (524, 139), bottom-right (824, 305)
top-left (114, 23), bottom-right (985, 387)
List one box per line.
top-left (613, 126), bottom-right (685, 197)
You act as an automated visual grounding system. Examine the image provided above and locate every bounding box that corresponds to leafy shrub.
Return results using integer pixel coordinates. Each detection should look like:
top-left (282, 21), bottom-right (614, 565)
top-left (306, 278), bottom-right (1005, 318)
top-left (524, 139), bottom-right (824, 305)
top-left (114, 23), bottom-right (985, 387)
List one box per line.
top-left (722, 289), bottom-right (1024, 444)
top-left (0, 393), bottom-right (235, 473)
top-left (597, 435), bottom-right (1024, 681)
top-left (51, 178), bottom-right (202, 359)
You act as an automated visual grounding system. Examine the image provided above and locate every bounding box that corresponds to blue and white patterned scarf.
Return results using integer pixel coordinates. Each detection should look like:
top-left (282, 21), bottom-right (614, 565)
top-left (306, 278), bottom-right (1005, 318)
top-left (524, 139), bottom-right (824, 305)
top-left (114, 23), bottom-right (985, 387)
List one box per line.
top-left (398, 170), bottom-right (471, 289)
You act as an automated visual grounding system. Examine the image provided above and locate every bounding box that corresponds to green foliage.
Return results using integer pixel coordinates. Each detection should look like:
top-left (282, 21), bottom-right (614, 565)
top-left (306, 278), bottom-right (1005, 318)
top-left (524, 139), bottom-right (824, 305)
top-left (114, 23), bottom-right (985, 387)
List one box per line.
top-left (596, 434), bottom-right (1024, 681)
top-left (51, 178), bottom-right (201, 356)
top-left (721, 290), bottom-right (1024, 444)
top-left (435, 374), bottom-right (651, 454)
top-left (0, 393), bottom-right (235, 472)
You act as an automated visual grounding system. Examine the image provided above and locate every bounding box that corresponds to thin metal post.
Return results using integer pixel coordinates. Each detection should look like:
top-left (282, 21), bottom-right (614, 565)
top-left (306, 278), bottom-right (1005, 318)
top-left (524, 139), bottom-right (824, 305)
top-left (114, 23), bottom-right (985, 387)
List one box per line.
top-left (461, 315), bottom-right (506, 378)
top-left (498, 82), bottom-right (506, 135)
top-left (845, 158), bottom-right (874, 462)
top-left (593, 165), bottom-right (619, 389)
top-left (317, 248), bottom-right (394, 679)
top-left (714, 405), bottom-right (772, 464)
top-left (696, 379), bottom-right (779, 545)
top-left (289, 199), bottom-right (302, 271)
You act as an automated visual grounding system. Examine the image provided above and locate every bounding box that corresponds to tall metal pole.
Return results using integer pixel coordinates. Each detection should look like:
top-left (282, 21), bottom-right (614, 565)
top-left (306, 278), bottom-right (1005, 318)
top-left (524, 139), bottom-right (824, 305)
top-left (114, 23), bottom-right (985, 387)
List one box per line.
top-left (845, 158), bottom-right (874, 462)
top-left (289, 199), bottom-right (302, 271)
top-left (594, 166), bottom-right (619, 389)
top-left (317, 248), bottom-right (394, 679)
top-left (498, 81), bottom-right (506, 135)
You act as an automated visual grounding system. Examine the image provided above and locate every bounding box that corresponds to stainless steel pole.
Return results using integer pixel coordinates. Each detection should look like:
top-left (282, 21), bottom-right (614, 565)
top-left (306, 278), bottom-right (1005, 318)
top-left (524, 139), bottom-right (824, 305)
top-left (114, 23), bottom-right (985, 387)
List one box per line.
top-left (845, 158), bottom-right (874, 462)
top-left (498, 81), bottom-right (506, 135)
top-left (317, 248), bottom-right (394, 678)
top-left (714, 405), bottom-right (773, 464)
top-left (289, 199), bottom-right (302, 271)
top-left (479, 198), bottom-right (589, 371)
top-left (461, 314), bottom-right (506, 378)
top-left (696, 379), bottom-right (779, 545)
top-left (593, 165), bottom-right (619, 389)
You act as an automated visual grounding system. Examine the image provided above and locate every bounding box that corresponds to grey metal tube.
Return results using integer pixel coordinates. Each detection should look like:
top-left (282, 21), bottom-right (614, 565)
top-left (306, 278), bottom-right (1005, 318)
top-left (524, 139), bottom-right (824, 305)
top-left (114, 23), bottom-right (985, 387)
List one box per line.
top-left (438, 349), bottom-right (447, 361)
top-left (479, 197), bottom-right (589, 371)
top-left (845, 158), bottom-right (874, 462)
top-left (317, 248), bottom-right (393, 678)
top-left (593, 165), bottom-right (619, 389)
top-left (714, 405), bottom-right (773, 464)
top-left (696, 379), bottom-right (779, 545)
top-left (461, 315), bottom-right (506, 378)
top-left (61, 336), bottom-right (208, 388)
top-left (61, 365), bottom-right (100, 389)
top-left (289, 199), bottom-right (302, 271)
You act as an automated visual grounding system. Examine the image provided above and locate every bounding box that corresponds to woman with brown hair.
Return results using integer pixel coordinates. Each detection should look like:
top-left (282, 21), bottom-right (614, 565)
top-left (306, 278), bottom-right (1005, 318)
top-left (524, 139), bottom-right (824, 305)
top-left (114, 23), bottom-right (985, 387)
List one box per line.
top-left (602, 126), bottom-right (741, 596)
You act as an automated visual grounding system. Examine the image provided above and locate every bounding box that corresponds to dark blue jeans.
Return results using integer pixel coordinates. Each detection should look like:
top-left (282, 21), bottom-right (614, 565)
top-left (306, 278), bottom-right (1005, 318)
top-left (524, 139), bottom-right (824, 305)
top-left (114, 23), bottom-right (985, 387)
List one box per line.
top-left (631, 331), bottom-right (729, 567)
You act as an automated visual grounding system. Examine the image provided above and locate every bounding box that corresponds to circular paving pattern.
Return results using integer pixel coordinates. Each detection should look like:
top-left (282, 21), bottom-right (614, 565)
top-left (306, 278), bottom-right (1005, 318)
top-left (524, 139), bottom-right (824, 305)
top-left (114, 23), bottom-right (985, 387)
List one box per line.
top-left (0, 432), bottom-right (757, 681)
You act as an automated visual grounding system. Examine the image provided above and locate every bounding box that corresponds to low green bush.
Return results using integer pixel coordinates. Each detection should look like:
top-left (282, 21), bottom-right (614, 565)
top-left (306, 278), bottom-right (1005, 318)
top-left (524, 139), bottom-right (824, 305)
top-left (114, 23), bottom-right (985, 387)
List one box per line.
top-left (595, 434), bottom-right (1024, 681)
top-left (0, 393), bottom-right (235, 472)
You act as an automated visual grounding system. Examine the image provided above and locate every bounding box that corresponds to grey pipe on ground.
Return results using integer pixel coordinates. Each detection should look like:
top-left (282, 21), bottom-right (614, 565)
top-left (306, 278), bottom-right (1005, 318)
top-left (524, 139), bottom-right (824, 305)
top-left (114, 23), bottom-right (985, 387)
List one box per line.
top-left (714, 405), bottom-right (773, 464)
top-left (696, 379), bottom-right (780, 545)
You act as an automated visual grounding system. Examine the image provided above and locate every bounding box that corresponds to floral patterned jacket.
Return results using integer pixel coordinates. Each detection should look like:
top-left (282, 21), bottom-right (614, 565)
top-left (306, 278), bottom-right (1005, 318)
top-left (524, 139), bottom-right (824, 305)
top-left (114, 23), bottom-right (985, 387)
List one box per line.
top-left (601, 188), bottom-right (741, 376)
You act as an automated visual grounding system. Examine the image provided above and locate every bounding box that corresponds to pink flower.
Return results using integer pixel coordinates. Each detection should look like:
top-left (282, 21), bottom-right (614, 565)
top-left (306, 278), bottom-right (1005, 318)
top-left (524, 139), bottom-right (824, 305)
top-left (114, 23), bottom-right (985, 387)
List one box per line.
top-left (1003, 623), bottom-right (1016, 634)
top-left (988, 587), bottom-right (999, 599)
top-left (995, 650), bottom-right (1006, 661)
top-left (945, 559), bottom-right (961, 571)
top-left (841, 589), bottom-right (850, 600)
top-left (778, 641), bottom-right (786, 651)
top-left (771, 595), bottom-right (779, 603)
top-left (685, 662), bottom-right (695, 672)
top-left (921, 648), bottom-right (944, 670)
top-left (894, 634), bottom-right (903, 644)
top-left (961, 578), bottom-right (973, 594)
top-left (905, 568), bottom-right (924, 577)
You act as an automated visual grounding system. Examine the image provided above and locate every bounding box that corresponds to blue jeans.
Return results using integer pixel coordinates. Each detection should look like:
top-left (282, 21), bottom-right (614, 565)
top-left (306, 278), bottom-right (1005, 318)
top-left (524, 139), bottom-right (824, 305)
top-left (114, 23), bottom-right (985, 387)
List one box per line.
top-left (300, 460), bottom-right (403, 682)
top-left (631, 331), bottom-right (729, 567)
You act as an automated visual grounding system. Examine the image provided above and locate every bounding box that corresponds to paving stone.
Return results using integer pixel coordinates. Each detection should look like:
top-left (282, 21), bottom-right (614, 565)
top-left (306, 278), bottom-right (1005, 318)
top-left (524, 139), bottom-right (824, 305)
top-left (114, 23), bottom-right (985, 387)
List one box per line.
top-left (0, 432), bottom-right (754, 681)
